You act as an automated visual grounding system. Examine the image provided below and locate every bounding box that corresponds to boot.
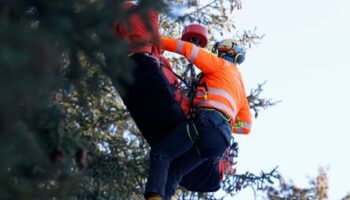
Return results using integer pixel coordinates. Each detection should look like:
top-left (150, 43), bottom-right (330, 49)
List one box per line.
top-left (147, 196), bottom-right (162, 200)
top-left (145, 192), bottom-right (162, 200)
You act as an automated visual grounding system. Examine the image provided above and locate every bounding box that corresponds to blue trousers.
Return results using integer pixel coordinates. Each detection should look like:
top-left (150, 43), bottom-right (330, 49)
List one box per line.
top-left (145, 109), bottom-right (232, 198)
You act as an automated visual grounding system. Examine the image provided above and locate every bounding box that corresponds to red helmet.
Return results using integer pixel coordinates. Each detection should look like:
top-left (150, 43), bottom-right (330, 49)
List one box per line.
top-left (181, 24), bottom-right (208, 47)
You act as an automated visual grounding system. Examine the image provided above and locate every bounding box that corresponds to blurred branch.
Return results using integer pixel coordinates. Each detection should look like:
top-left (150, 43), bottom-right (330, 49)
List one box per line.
top-left (174, 0), bottom-right (217, 23)
top-left (219, 167), bottom-right (280, 199)
top-left (238, 27), bottom-right (265, 49)
top-left (265, 167), bottom-right (330, 200)
top-left (247, 81), bottom-right (281, 118)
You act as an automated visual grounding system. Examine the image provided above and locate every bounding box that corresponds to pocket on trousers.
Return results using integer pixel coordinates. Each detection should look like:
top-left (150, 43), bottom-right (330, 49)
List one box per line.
top-left (206, 111), bottom-right (226, 128)
top-left (205, 111), bottom-right (231, 146)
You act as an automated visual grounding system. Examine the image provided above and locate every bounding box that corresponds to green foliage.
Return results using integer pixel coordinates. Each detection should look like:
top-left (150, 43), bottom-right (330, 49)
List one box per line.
top-left (0, 0), bottom-right (137, 198)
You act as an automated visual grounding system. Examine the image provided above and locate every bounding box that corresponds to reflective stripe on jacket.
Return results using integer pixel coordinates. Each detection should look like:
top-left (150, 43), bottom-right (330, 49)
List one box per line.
top-left (161, 37), bottom-right (252, 134)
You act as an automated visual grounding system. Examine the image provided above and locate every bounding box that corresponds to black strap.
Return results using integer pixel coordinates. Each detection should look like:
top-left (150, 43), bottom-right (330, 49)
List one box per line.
top-left (159, 60), bottom-right (192, 89)
top-left (186, 120), bottom-right (201, 155)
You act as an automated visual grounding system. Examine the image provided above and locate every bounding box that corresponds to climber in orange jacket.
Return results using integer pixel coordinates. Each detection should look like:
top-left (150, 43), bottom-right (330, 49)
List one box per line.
top-left (163, 37), bottom-right (252, 134)
top-left (145, 38), bottom-right (252, 200)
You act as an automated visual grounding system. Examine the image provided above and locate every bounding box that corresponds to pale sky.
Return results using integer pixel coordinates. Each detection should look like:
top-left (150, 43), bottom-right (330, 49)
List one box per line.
top-left (230, 0), bottom-right (350, 199)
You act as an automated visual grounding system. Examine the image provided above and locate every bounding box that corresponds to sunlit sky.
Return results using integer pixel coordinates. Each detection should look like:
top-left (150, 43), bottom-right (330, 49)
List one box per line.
top-left (229, 0), bottom-right (350, 199)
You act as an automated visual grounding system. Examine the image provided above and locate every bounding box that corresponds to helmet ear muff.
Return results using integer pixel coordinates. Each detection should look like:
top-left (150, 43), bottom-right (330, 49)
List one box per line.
top-left (235, 53), bottom-right (245, 65)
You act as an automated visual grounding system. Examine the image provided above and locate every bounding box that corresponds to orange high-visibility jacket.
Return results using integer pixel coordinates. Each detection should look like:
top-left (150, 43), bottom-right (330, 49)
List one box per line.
top-left (161, 37), bottom-right (252, 134)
